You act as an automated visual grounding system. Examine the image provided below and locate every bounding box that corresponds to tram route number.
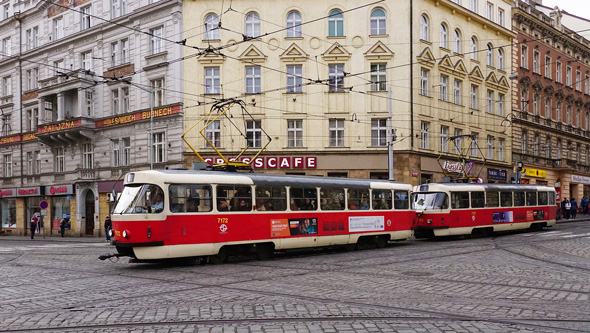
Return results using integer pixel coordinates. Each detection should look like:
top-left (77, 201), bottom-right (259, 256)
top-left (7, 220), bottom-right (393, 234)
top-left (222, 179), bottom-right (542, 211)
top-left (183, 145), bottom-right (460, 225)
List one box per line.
top-left (217, 218), bottom-right (228, 224)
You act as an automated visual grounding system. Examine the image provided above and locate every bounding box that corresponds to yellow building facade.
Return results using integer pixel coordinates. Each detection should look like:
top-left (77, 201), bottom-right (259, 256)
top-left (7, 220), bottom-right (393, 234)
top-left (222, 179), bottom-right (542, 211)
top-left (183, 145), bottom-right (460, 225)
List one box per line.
top-left (182, 0), bottom-right (515, 185)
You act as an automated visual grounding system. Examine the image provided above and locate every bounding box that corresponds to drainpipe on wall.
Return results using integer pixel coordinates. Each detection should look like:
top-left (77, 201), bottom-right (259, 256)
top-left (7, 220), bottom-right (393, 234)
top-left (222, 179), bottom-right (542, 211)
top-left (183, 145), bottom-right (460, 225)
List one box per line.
top-left (409, 0), bottom-right (414, 150)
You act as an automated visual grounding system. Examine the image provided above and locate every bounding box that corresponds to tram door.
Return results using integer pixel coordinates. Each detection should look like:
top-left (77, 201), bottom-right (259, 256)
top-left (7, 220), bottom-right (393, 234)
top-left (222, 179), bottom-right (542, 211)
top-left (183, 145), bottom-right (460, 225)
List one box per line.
top-left (85, 191), bottom-right (95, 236)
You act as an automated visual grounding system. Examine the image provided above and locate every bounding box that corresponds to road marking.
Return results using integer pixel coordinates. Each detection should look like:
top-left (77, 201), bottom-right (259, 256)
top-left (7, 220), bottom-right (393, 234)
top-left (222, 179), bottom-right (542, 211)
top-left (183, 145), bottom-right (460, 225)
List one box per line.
top-left (561, 232), bottom-right (590, 238)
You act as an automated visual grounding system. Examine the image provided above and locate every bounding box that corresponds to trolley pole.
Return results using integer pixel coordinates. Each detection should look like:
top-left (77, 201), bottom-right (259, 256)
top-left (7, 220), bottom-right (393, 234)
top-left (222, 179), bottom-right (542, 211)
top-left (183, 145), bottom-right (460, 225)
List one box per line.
top-left (388, 88), bottom-right (394, 181)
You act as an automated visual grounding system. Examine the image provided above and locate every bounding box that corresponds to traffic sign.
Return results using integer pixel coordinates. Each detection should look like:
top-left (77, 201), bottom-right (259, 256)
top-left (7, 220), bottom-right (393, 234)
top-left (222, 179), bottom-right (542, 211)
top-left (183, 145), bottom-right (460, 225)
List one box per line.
top-left (40, 201), bottom-right (48, 209)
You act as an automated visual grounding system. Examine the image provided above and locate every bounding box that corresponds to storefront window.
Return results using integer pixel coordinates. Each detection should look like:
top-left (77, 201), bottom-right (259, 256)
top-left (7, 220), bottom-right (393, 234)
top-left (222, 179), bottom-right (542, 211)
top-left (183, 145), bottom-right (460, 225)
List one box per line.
top-left (1, 199), bottom-right (16, 228)
top-left (51, 197), bottom-right (71, 231)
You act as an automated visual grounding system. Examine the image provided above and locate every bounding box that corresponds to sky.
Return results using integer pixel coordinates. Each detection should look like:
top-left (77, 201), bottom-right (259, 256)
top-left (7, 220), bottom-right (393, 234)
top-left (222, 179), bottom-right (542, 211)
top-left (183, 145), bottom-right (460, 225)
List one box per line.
top-left (543, 0), bottom-right (590, 21)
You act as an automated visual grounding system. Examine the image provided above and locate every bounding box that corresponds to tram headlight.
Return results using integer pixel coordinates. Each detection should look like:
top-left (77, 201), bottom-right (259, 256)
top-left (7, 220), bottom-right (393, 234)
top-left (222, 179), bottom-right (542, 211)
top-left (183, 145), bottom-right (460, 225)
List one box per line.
top-left (427, 219), bottom-right (432, 224)
top-left (123, 230), bottom-right (129, 238)
top-left (108, 229), bottom-right (113, 237)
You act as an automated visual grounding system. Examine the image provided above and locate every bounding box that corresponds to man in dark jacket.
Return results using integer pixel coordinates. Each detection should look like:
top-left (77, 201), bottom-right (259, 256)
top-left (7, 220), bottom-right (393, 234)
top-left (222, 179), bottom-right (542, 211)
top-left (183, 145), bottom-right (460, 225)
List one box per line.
top-left (104, 216), bottom-right (112, 242)
top-left (570, 198), bottom-right (578, 219)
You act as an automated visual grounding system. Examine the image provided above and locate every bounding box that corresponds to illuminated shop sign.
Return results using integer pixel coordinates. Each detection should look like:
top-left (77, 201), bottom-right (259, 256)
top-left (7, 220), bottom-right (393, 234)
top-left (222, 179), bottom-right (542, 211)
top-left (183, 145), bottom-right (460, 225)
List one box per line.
top-left (203, 156), bottom-right (317, 169)
top-left (95, 105), bottom-right (181, 128)
top-left (44, 185), bottom-right (74, 195)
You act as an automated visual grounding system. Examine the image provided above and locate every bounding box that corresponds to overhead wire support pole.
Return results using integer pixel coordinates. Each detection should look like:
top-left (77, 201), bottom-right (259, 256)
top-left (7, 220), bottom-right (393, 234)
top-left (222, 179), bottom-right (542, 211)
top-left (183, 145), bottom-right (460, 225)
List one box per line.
top-left (388, 87), bottom-right (394, 181)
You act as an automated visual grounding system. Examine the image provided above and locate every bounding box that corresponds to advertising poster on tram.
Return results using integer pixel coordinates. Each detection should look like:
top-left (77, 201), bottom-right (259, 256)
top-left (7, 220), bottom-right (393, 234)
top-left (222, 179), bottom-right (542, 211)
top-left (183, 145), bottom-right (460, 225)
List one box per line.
top-left (270, 217), bottom-right (318, 237)
top-left (492, 211), bottom-right (513, 223)
top-left (348, 216), bottom-right (385, 232)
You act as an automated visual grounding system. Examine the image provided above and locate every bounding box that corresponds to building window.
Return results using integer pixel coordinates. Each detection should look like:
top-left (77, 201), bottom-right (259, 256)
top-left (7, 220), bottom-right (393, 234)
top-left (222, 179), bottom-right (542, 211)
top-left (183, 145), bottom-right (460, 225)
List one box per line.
top-left (328, 64), bottom-right (345, 92)
top-left (487, 90), bottom-right (493, 114)
top-left (370, 8), bottom-right (386, 35)
top-left (81, 51), bottom-right (92, 71)
top-left (520, 89), bottom-right (528, 110)
top-left (533, 50), bottom-right (539, 73)
top-left (2, 76), bottom-right (11, 96)
top-left (205, 120), bottom-right (221, 147)
top-left (440, 24), bottom-right (448, 49)
top-left (521, 45), bottom-right (528, 69)
top-left (112, 139), bottom-right (120, 167)
top-left (288, 119), bottom-right (303, 148)
top-left (533, 94), bottom-right (539, 115)
top-left (81, 6), bottom-right (92, 30)
top-left (420, 68), bottom-right (429, 96)
top-left (498, 8), bottom-right (504, 26)
top-left (26, 152), bottom-right (33, 175)
top-left (371, 118), bottom-right (387, 147)
top-left (556, 101), bottom-right (561, 122)
top-left (152, 132), bottom-right (165, 163)
top-left (587, 112), bottom-right (590, 130)
top-left (497, 48), bottom-right (504, 71)
top-left (245, 66), bottom-right (261, 94)
top-left (521, 131), bottom-right (527, 154)
top-left (470, 84), bottom-right (478, 109)
top-left (440, 75), bottom-right (448, 101)
top-left (329, 118), bottom-right (345, 147)
top-left (534, 134), bottom-right (539, 156)
top-left (420, 122), bottom-right (429, 149)
top-left (55, 147), bottom-right (65, 172)
top-left (111, 0), bottom-right (119, 19)
top-left (487, 135), bottom-right (493, 159)
top-left (53, 16), bottom-right (63, 40)
top-left (471, 133), bottom-right (478, 157)
top-left (486, 44), bottom-right (493, 66)
top-left (454, 129), bottom-right (462, 154)
top-left (205, 67), bottom-right (220, 94)
top-left (3, 154), bottom-right (12, 177)
top-left (121, 0), bottom-right (127, 15)
top-left (328, 10), bottom-right (344, 37)
top-left (486, 2), bottom-right (493, 20)
top-left (498, 138), bottom-right (504, 161)
top-left (545, 56), bottom-right (552, 79)
top-left (440, 126), bottom-right (449, 152)
top-left (82, 143), bottom-right (93, 169)
top-left (121, 87), bottom-right (129, 113)
top-left (122, 138), bottom-right (131, 166)
top-left (420, 15), bottom-right (429, 41)
top-left (470, 37), bottom-right (477, 61)
top-left (566, 66), bottom-right (572, 87)
top-left (576, 70), bottom-right (581, 91)
top-left (151, 78), bottom-right (165, 107)
top-left (498, 94), bottom-right (504, 116)
top-left (556, 140), bottom-right (562, 159)
top-left (287, 65), bottom-right (303, 93)
top-left (470, 0), bottom-right (478, 13)
top-left (586, 75), bottom-right (590, 94)
top-left (111, 90), bottom-right (119, 115)
top-left (556, 61), bottom-right (562, 83)
top-left (567, 104), bottom-right (572, 124)
top-left (453, 29), bottom-right (461, 53)
top-left (246, 120), bottom-right (262, 148)
top-left (245, 12), bottom-right (260, 38)
top-left (150, 26), bottom-right (163, 54)
top-left (545, 136), bottom-right (551, 158)
top-left (545, 96), bottom-right (551, 119)
top-left (454, 79), bottom-right (461, 105)
top-left (371, 63), bottom-right (387, 92)
top-left (204, 14), bottom-right (220, 40)
top-left (286, 11), bottom-right (302, 38)
top-left (110, 42), bottom-right (119, 67)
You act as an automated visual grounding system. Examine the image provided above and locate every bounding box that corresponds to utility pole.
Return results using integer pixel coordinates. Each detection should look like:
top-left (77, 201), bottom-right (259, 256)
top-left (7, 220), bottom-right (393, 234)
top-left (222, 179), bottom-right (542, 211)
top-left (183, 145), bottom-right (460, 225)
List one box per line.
top-left (388, 88), bottom-right (396, 181)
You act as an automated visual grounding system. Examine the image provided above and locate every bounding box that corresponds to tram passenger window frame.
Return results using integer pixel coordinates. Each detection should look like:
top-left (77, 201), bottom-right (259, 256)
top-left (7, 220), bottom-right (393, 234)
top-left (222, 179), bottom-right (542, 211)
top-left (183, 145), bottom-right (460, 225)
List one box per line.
top-left (348, 188), bottom-right (370, 210)
top-left (217, 185), bottom-right (252, 212)
top-left (372, 189), bottom-right (392, 210)
top-left (538, 192), bottom-right (548, 205)
top-left (471, 191), bottom-right (485, 208)
top-left (169, 184), bottom-right (212, 213)
top-left (514, 191), bottom-right (525, 207)
top-left (319, 187), bottom-right (345, 210)
top-left (486, 191), bottom-right (499, 207)
top-left (113, 184), bottom-right (165, 214)
top-left (394, 190), bottom-right (409, 209)
top-left (290, 187), bottom-right (317, 211)
top-left (500, 192), bottom-right (512, 207)
top-left (254, 186), bottom-right (287, 211)
top-left (548, 192), bottom-right (556, 205)
top-left (451, 191), bottom-right (470, 209)
top-left (526, 191), bottom-right (537, 206)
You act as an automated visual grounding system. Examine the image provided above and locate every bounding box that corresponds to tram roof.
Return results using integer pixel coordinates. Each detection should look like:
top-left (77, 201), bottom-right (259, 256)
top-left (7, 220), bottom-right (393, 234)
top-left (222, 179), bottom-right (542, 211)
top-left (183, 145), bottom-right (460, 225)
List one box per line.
top-left (414, 182), bottom-right (555, 192)
top-left (126, 170), bottom-right (412, 190)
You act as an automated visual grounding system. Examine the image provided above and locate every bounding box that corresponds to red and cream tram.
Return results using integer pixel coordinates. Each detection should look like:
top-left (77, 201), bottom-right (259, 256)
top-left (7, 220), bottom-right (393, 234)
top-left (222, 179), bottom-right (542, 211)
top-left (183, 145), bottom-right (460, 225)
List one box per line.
top-left (110, 170), bottom-right (414, 263)
top-left (411, 183), bottom-right (557, 238)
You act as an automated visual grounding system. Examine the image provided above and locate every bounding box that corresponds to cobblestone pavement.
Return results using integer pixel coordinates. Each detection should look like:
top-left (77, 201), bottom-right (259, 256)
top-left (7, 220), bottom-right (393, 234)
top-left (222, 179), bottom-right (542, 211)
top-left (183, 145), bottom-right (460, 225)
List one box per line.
top-left (1, 220), bottom-right (589, 332)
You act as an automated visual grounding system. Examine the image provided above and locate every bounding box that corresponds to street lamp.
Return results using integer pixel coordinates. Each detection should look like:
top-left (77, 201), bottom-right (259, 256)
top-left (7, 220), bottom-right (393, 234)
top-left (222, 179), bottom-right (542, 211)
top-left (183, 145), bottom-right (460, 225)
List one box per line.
top-left (123, 81), bottom-right (154, 170)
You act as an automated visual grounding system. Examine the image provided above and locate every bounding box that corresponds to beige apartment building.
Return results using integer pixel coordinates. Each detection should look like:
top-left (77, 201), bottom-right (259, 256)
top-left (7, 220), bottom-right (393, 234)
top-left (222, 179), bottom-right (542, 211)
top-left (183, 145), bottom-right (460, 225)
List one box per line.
top-left (182, 0), bottom-right (515, 185)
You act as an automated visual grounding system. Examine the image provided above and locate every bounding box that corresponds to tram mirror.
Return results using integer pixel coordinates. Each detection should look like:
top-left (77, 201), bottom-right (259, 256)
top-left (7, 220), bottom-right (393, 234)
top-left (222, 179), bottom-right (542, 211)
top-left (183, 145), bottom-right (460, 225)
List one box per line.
top-left (111, 189), bottom-right (117, 201)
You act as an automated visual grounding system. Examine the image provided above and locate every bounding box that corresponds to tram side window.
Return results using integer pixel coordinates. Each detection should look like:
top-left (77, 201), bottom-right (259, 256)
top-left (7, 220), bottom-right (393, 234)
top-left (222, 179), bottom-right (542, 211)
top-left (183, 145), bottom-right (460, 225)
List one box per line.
top-left (394, 190), bottom-right (409, 209)
top-left (526, 192), bottom-right (537, 206)
top-left (373, 190), bottom-right (393, 210)
top-left (514, 192), bottom-right (525, 207)
top-left (486, 191), bottom-right (499, 208)
top-left (290, 187), bottom-right (317, 211)
top-left (451, 192), bottom-right (470, 209)
top-left (471, 192), bottom-right (485, 208)
top-left (319, 188), bottom-right (345, 210)
top-left (548, 192), bottom-right (556, 205)
top-left (169, 184), bottom-right (212, 213)
top-left (538, 192), bottom-right (548, 205)
top-left (500, 192), bottom-right (513, 207)
top-left (348, 188), bottom-right (370, 210)
top-left (114, 184), bottom-right (164, 214)
top-left (255, 186), bottom-right (287, 211)
top-left (217, 185), bottom-right (252, 212)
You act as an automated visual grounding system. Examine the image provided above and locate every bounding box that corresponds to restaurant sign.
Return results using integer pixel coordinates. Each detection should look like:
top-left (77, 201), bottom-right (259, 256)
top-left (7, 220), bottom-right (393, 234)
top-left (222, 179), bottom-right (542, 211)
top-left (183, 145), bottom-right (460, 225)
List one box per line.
top-left (203, 156), bottom-right (317, 169)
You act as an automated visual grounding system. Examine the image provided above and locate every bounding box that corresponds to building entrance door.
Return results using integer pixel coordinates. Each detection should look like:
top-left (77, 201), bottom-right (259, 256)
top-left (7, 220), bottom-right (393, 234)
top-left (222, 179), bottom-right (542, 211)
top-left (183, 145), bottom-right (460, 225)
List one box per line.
top-left (85, 191), bottom-right (95, 236)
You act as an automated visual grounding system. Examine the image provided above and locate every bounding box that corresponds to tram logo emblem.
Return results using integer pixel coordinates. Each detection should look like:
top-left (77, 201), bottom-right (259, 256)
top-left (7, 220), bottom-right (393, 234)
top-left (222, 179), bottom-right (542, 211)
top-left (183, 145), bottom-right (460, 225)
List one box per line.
top-left (219, 224), bottom-right (228, 234)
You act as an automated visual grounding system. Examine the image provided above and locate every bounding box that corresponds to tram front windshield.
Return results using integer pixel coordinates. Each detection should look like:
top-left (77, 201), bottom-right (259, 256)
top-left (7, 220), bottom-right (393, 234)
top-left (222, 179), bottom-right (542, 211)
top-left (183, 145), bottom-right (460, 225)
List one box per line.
top-left (113, 184), bottom-right (165, 214)
top-left (412, 192), bottom-right (449, 210)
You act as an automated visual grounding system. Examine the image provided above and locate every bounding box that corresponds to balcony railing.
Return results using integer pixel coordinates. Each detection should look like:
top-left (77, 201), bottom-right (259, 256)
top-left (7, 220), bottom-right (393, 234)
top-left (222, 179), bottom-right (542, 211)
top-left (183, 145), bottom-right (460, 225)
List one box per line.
top-left (78, 169), bottom-right (95, 180)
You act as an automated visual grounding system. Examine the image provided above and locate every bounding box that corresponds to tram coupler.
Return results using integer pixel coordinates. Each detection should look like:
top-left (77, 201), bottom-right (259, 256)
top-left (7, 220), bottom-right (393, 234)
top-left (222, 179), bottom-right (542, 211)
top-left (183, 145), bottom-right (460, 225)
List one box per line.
top-left (98, 253), bottom-right (122, 261)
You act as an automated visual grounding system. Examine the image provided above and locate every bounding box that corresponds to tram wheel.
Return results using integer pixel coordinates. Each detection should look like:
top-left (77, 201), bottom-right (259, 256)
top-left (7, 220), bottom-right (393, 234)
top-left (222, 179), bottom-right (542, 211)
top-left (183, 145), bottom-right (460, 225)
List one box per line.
top-left (375, 235), bottom-right (389, 248)
top-left (208, 248), bottom-right (227, 264)
top-left (255, 243), bottom-right (274, 260)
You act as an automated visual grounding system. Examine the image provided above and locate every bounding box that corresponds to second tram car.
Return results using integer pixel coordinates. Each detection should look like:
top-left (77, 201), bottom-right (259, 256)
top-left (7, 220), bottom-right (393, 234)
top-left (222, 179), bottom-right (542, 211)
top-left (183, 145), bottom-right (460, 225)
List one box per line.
top-left (411, 183), bottom-right (557, 238)
top-left (111, 170), bottom-right (414, 263)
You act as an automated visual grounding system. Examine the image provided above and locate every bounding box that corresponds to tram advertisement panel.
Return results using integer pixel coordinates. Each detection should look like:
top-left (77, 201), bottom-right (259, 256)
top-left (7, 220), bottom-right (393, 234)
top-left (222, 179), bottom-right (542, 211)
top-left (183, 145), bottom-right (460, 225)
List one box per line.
top-left (492, 211), bottom-right (513, 223)
top-left (349, 216), bottom-right (385, 232)
top-left (270, 217), bottom-right (318, 237)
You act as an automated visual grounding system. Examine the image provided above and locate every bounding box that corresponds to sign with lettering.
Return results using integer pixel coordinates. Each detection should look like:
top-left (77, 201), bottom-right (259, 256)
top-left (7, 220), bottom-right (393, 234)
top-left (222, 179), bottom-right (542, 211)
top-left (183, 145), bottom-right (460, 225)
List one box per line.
top-left (44, 185), bottom-right (74, 195)
top-left (38, 120), bottom-right (82, 135)
top-left (0, 188), bottom-right (16, 198)
top-left (95, 105), bottom-right (181, 128)
top-left (487, 168), bottom-right (507, 180)
top-left (442, 161), bottom-right (463, 173)
top-left (525, 168), bottom-right (546, 178)
top-left (203, 156), bottom-right (317, 169)
top-left (22, 132), bottom-right (38, 141)
top-left (0, 135), bottom-right (21, 146)
top-left (571, 174), bottom-right (590, 184)
top-left (16, 186), bottom-right (42, 197)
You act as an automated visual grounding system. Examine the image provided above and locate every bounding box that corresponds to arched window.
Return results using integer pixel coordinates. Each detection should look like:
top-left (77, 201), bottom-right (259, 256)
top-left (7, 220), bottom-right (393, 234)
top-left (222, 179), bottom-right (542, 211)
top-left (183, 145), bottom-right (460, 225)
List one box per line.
top-left (440, 23), bottom-right (448, 49)
top-left (520, 89), bottom-right (528, 110)
top-left (204, 14), bottom-right (220, 40)
top-left (567, 104), bottom-right (572, 124)
top-left (497, 48), bottom-right (504, 71)
top-left (328, 10), bottom-right (344, 37)
top-left (245, 12), bottom-right (260, 38)
top-left (420, 15), bottom-right (429, 41)
top-left (286, 11), bottom-right (302, 38)
top-left (576, 109), bottom-right (580, 127)
top-left (453, 29), bottom-right (461, 53)
top-left (556, 101), bottom-right (562, 122)
top-left (486, 43), bottom-right (493, 66)
top-left (586, 111), bottom-right (589, 130)
top-left (370, 8), bottom-right (386, 35)
top-left (470, 36), bottom-right (477, 60)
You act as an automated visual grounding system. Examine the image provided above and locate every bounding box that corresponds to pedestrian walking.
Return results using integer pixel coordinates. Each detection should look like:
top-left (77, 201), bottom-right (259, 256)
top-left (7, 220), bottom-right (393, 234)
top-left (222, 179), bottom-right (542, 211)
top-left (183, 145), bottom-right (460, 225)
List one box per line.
top-left (581, 197), bottom-right (588, 215)
top-left (104, 216), bottom-right (112, 242)
top-left (570, 198), bottom-right (578, 219)
top-left (564, 199), bottom-right (571, 219)
top-left (30, 213), bottom-right (39, 239)
top-left (561, 198), bottom-right (567, 219)
top-left (59, 217), bottom-right (69, 237)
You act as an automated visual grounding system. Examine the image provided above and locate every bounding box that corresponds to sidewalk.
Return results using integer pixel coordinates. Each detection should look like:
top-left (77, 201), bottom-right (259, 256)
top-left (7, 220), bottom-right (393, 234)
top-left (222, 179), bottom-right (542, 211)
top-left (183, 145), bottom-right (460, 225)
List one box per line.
top-left (0, 234), bottom-right (107, 243)
top-left (557, 214), bottom-right (590, 224)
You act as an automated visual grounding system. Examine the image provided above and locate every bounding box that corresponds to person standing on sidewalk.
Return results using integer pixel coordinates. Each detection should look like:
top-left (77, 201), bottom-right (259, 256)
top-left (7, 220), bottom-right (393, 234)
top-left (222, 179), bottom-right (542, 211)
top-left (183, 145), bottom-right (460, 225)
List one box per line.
top-left (104, 216), bottom-right (112, 242)
top-left (30, 213), bottom-right (39, 239)
top-left (561, 198), bottom-right (567, 219)
top-left (564, 199), bottom-right (571, 219)
top-left (570, 198), bottom-right (578, 219)
top-left (581, 197), bottom-right (588, 215)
